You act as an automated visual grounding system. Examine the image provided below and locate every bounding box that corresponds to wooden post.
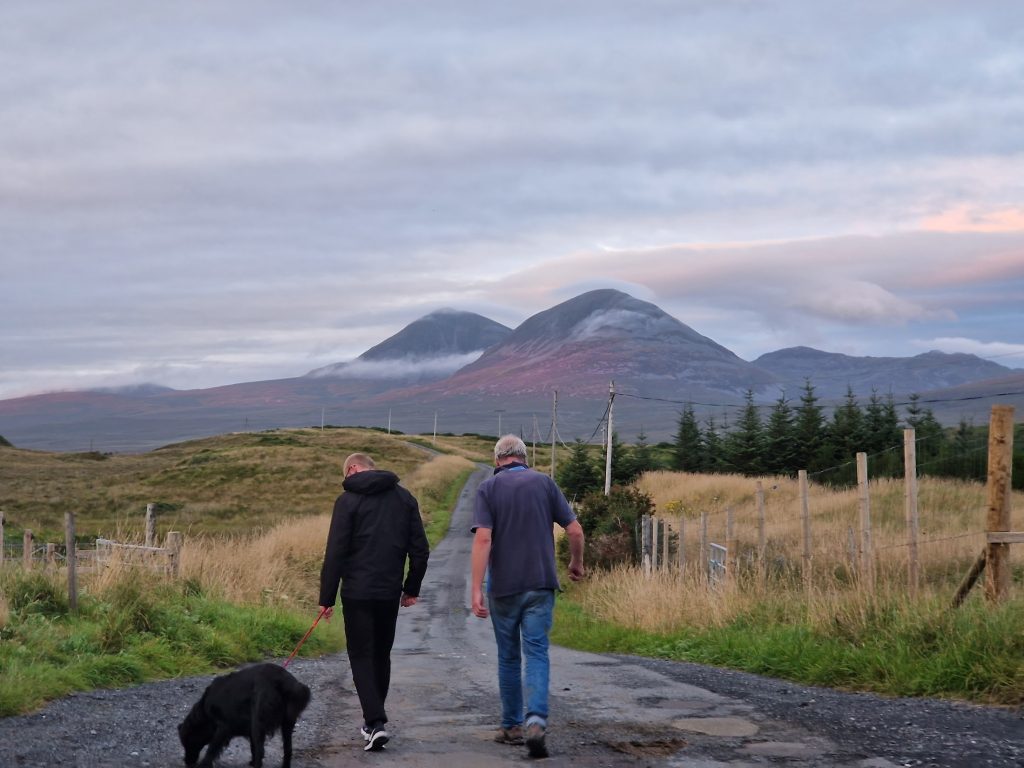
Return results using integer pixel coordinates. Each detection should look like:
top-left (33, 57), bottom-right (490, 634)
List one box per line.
top-left (677, 514), bottom-right (686, 573)
top-left (699, 511), bottom-right (708, 581)
top-left (65, 513), bottom-right (78, 613)
top-left (903, 428), bottom-right (920, 597)
top-left (857, 452), bottom-right (874, 592)
top-left (952, 550), bottom-right (987, 608)
top-left (641, 514), bottom-right (652, 576)
top-left (662, 518), bottom-right (670, 571)
top-left (165, 531), bottom-right (183, 577)
top-left (46, 543), bottom-right (56, 569)
top-left (984, 405), bottom-right (1014, 603)
top-left (725, 506), bottom-right (738, 581)
top-left (145, 503), bottom-right (156, 548)
top-left (756, 481), bottom-right (766, 584)
top-left (651, 515), bottom-right (659, 571)
top-left (23, 530), bottom-right (33, 570)
top-left (799, 470), bottom-right (811, 590)
top-left (0, 510), bottom-right (5, 564)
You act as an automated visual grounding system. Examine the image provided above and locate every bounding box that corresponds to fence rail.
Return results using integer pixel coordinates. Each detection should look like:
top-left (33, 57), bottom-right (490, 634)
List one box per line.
top-left (0, 505), bottom-right (184, 613)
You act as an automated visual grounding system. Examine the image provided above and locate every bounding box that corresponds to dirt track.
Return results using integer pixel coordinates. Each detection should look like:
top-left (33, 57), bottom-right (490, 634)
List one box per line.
top-left (1, 467), bottom-right (1021, 767)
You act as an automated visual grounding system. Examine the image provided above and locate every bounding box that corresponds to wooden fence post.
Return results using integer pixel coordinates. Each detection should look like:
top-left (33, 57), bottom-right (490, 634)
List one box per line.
top-left (651, 515), bottom-right (659, 572)
top-left (23, 530), bottom-right (33, 570)
top-left (857, 452), bottom-right (874, 592)
top-left (903, 428), bottom-right (920, 596)
top-left (165, 531), bottom-right (183, 578)
top-left (145, 503), bottom-right (156, 548)
top-left (0, 510), bottom-right (5, 564)
top-left (699, 511), bottom-right (708, 581)
top-left (662, 518), bottom-right (669, 571)
top-left (725, 506), bottom-right (737, 581)
top-left (677, 514), bottom-right (686, 573)
top-left (46, 543), bottom-right (56, 569)
top-left (641, 514), bottom-right (652, 576)
top-left (985, 405), bottom-right (1014, 603)
top-left (799, 470), bottom-right (811, 591)
top-left (756, 481), bottom-right (766, 584)
top-left (66, 512), bottom-right (78, 613)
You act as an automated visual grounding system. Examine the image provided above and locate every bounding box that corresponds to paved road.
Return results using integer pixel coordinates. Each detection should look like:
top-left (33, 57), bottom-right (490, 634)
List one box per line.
top-left (302, 467), bottom-right (1023, 768)
top-left (1, 467), bottom-right (1020, 767)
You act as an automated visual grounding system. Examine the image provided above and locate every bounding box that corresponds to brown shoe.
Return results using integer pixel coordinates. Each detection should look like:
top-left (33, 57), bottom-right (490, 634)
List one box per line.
top-left (495, 725), bottom-right (524, 744)
top-left (525, 722), bottom-right (548, 758)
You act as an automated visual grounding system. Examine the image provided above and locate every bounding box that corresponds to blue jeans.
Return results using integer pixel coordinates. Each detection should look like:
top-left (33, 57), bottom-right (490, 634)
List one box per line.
top-left (488, 589), bottom-right (555, 729)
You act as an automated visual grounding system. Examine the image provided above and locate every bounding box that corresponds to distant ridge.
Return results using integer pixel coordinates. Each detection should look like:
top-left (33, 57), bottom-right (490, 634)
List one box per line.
top-left (753, 347), bottom-right (1013, 399)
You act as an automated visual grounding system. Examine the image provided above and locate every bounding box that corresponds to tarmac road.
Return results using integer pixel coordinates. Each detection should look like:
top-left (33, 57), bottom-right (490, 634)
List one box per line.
top-left (0, 466), bottom-right (1020, 768)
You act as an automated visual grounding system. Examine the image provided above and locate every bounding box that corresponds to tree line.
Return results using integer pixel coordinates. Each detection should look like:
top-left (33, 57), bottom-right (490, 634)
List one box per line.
top-left (557, 381), bottom-right (1024, 499)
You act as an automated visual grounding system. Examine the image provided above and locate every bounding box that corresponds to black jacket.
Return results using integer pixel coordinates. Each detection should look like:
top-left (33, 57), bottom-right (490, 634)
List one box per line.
top-left (318, 469), bottom-right (429, 604)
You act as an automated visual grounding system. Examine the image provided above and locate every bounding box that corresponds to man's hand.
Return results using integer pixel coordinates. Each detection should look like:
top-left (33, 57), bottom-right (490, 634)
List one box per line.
top-left (400, 593), bottom-right (418, 608)
top-left (471, 586), bottom-right (489, 618)
top-left (568, 560), bottom-right (585, 581)
top-left (319, 605), bottom-right (333, 621)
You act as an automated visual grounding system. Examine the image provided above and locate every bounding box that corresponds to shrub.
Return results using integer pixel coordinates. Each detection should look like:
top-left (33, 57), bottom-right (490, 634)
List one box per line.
top-left (570, 486), bottom-right (654, 569)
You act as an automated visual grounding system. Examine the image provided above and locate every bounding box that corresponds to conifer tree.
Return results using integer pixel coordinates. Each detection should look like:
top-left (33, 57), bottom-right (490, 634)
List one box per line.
top-left (701, 416), bottom-right (724, 473)
top-left (673, 403), bottom-right (703, 471)
top-left (825, 386), bottom-right (864, 470)
top-left (764, 392), bottom-right (796, 475)
top-left (793, 379), bottom-right (825, 471)
top-left (557, 438), bottom-right (602, 501)
top-left (629, 428), bottom-right (658, 478)
top-left (724, 389), bottom-right (764, 475)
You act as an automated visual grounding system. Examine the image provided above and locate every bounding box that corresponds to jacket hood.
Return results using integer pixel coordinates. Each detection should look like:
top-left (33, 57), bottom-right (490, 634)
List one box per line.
top-left (342, 469), bottom-right (401, 495)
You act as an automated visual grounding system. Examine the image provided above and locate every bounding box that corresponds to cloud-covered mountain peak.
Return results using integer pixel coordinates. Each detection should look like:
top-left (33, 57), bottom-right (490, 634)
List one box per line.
top-left (307, 309), bottom-right (511, 380)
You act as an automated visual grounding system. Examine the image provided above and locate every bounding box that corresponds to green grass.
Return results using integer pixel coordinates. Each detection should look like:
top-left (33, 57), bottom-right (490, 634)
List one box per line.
top-left (0, 568), bottom-right (345, 716)
top-left (422, 467), bottom-right (474, 547)
top-left (551, 591), bottom-right (1024, 706)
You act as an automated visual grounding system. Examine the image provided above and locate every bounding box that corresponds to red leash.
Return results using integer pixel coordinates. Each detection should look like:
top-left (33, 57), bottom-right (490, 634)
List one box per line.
top-left (282, 606), bottom-right (328, 669)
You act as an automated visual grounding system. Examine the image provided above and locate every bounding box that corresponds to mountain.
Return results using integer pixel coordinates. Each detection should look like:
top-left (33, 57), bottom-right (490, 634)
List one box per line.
top-left (405, 289), bottom-right (777, 399)
top-left (307, 309), bottom-right (511, 381)
top-left (753, 347), bottom-right (1014, 399)
top-left (0, 290), bottom-right (1017, 452)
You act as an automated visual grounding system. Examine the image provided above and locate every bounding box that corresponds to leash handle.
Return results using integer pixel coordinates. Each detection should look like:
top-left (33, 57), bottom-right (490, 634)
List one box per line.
top-left (282, 606), bottom-right (328, 669)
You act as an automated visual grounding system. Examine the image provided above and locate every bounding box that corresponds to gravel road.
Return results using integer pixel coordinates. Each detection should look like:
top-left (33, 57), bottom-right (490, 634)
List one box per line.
top-left (1, 467), bottom-right (1021, 768)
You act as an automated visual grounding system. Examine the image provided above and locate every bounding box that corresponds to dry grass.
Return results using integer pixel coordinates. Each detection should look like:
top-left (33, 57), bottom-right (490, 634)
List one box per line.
top-left (561, 469), bottom-right (1024, 641)
top-left (636, 470), bottom-right (1023, 589)
top-left (0, 428), bottom-right (439, 541)
top-left (173, 451), bottom-right (474, 608)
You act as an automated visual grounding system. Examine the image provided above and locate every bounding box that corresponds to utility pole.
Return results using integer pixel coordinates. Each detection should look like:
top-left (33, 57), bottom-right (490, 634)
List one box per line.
top-left (550, 391), bottom-right (558, 478)
top-left (433, 410), bottom-right (438, 445)
top-left (321, 407), bottom-right (325, 431)
top-left (532, 414), bottom-right (539, 466)
top-left (604, 380), bottom-right (615, 495)
top-left (387, 408), bottom-right (392, 435)
top-left (495, 409), bottom-right (505, 437)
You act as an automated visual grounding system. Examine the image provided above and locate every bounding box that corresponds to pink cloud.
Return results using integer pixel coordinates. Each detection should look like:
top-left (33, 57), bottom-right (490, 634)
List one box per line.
top-left (920, 204), bottom-right (1024, 233)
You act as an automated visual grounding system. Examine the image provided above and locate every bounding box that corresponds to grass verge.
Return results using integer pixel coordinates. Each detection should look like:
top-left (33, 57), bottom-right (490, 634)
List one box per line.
top-left (0, 568), bottom-right (345, 717)
top-left (552, 581), bottom-right (1024, 706)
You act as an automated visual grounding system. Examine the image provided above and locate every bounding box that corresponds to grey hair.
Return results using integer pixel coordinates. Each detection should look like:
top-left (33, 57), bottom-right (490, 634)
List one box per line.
top-left (494, 434), bottom-right (527, 462)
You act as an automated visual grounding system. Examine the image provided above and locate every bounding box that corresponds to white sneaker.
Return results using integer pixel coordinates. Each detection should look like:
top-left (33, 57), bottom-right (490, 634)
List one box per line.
top-left (364, 725), bottom-right (389, 752)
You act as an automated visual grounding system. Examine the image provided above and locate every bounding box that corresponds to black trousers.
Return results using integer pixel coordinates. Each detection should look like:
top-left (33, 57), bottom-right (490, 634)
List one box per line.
top-left (341, 597), bottom-right (401, 728)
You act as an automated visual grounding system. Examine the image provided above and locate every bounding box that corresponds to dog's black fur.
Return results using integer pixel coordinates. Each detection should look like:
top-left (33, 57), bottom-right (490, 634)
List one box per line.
top-left (178, 663), bottom-right (311, 768)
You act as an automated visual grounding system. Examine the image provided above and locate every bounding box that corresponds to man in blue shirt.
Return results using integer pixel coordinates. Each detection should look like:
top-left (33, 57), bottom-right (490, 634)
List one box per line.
top-left (471, 435), bottom-right (585, 759)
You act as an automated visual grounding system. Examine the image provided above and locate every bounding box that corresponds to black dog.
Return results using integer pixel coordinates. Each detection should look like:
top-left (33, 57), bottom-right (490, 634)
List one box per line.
top-left (178, 662), bottom-right (311, 768)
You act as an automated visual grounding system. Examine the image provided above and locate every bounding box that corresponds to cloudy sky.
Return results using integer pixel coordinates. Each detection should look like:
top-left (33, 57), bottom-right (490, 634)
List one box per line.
top-left (3, 1), bottom-right (1023, 400)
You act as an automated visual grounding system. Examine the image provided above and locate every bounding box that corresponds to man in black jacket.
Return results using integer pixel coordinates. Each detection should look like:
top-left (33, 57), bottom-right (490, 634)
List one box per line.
top-left (318, 452), bottom-right (429, 752)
